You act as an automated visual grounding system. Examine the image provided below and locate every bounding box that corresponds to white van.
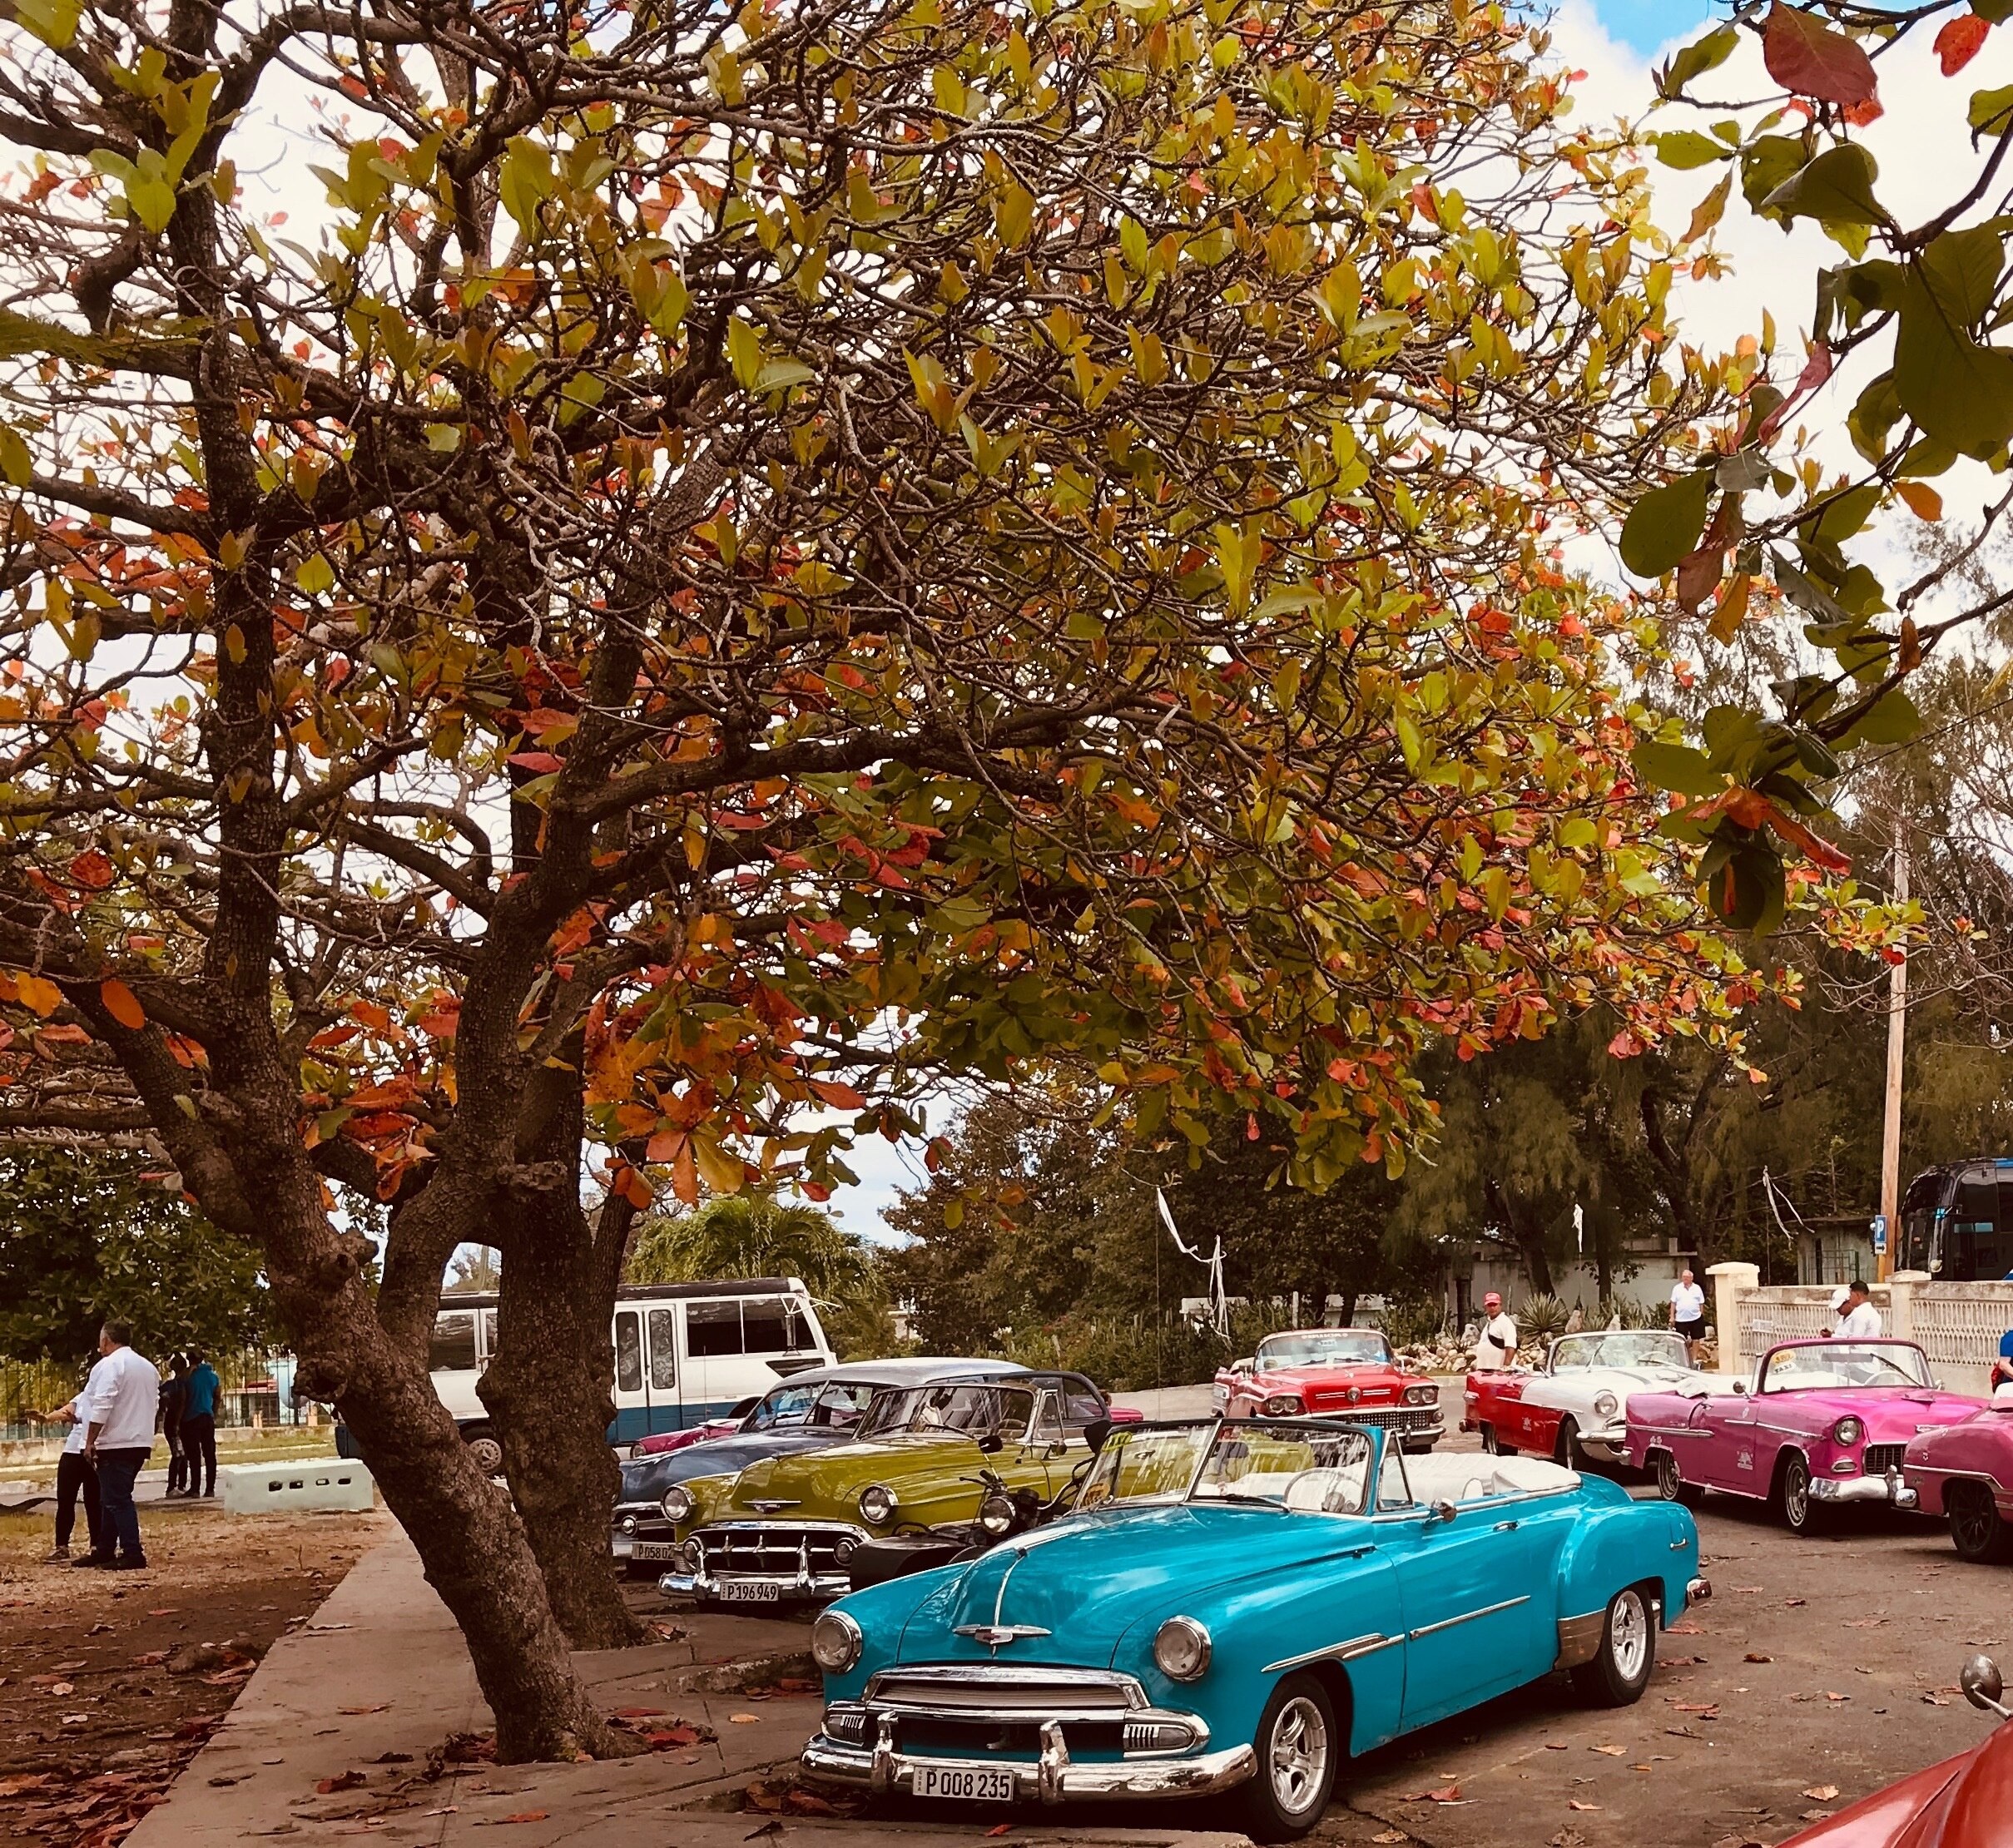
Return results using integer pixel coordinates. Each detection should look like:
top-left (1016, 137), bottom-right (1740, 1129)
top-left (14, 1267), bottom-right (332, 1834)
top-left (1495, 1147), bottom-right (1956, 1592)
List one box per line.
top-left (420, 1277), bottom-right (835, 1471)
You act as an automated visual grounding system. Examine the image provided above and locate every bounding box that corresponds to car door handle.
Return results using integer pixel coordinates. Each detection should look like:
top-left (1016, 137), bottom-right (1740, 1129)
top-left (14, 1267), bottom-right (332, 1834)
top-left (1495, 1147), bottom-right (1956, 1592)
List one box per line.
top-left (1495, 1520), bottom-right (1519, 1532)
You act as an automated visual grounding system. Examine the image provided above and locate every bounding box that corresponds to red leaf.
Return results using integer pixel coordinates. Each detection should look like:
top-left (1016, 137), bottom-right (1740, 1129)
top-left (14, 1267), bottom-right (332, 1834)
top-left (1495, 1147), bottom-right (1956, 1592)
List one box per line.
top-left (1763, 2), bottom-right (1878, 107)
top-left (100, 979), bottom-right (146, 1030)
top-left (1936, 13), bottom-right (1990, 75)
top-left (498, 1813), bottom-right (548, 1824)
top-left (508, 751), bottom-right (565, 774)
top-left (69, 850), bottom-right (116, 889)
top-left (807, 1078), bottom-right (865, 1111)
top-left (315, 1771), bottom-right (366, 1795)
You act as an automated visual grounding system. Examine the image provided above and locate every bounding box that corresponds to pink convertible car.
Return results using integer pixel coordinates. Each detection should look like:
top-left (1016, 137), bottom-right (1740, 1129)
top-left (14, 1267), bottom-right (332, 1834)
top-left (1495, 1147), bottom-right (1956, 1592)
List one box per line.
top-left (1623, 1338), bottom-right (1986, 1533)
top-left (1905, 1400), bottom-right (2013, 1563)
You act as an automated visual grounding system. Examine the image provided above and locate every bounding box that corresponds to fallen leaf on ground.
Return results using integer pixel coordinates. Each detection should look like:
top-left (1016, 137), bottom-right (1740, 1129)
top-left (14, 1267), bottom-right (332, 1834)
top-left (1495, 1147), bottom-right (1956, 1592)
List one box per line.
top-left (317, 1771), bottom-right (367, 1795)
top-left (1745, 1653), bottom-right (1773, 1663)
top-left (612, 1707), bottom-right (666, 1719)
top-left (495, 1813), bottom-right (547, 1824)
top-left (1825, 1692), bottom-right (1850, 1703)
top-left (1568, 1801), bottom-right (1602, 1811)
top-left (1591, 1745), bottom-right (1627, 1756)
top-left (1668, 1726), bottom-right (1702, 1739)
top-left (1658, 1656), bottom-right (1704, 1667)
top-left (1802, 1810), bottom-right (1833, 1823)
top-left (47, 1682), bottom-right (74, 1696)
top-left (727, 1713), bottom-right (760, 1725)
top-left (1785, 1598), bottom-right (1807, 1608)
top-left (337, 1705), bottom-right (389, 1715)
top-left (1666, 1623), bottom-right (1704, 1635)
top-left (131, 1651), bottom-right (170, 1667)
top-left (1803, 1786), bottom-right (1840, 1801)
top-left (1673, 1703), bottom-right (1721, 1717)
top-left (52, 1659), bottom-right (87, 1672)
top-left (1373, 1835), bottom-right (1408, 1844)
top-left (985, 1829), bottom-right (1011, 1841)
top-left (0, 1776), bottom-right (52, 1797)
top-left (1733, 1586), bottom-right (1764, 1594)
top-left (1544, 1742), bottom-right (1570, 1750)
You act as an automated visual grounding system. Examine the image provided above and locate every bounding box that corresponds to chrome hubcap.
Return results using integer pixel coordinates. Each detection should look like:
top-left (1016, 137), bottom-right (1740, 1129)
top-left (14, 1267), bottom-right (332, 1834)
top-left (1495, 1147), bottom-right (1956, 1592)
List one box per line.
top-left (1610, 1589), bottom-right (1649, 1682)
top-left (469, 1437), bottom-right (505, 1475)
top-left (1268, 1697), bottom-right (1329, 1816)
top-left (1785, 1466), bottom-right (1808, 1524)
top-left (1657, 1455), bottom-right (1679, 1499)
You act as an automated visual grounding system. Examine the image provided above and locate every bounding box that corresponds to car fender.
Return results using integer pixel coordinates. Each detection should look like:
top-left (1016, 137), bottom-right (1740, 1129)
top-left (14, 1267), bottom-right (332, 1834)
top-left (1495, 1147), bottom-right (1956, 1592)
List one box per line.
top-left (1108, 1543), bottom-right (1407, 1758)
top-left (1551, 1487), bottom-right (1695, 1632)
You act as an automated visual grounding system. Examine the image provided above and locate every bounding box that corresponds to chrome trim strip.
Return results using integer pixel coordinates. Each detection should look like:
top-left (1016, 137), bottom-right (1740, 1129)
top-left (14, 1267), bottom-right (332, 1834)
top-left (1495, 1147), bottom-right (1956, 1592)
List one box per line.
top-left (1553, 1609), bottom-right (1605, 1671)
top-left (1262, 1631), bottom-right (1398, 1674)
top-left (1408, 1595), bottom-right (1529, 1641)
top-left (801, 1735), bottom-right (1257, 1802)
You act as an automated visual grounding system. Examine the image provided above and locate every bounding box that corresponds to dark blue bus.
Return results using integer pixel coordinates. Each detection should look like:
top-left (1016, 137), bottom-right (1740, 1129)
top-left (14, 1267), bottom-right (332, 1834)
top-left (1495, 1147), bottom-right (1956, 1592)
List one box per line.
top-left (1900, 1160), bottom-right (2013, 1281)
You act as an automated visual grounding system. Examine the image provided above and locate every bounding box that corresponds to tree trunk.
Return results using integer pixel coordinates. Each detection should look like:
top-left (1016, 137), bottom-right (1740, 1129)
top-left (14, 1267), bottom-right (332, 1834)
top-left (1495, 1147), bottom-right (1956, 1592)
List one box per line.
top-left (1487, 1179), bottom-right (1554, 1295)
top-left (482, 1187), bottom-right (643, 1650)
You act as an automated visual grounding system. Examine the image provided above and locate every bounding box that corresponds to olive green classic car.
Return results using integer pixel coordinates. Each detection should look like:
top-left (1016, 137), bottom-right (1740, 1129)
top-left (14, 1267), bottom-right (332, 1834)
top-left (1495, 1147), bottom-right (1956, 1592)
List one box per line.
top-left (654, 1372), bottom-right (1109, 1604)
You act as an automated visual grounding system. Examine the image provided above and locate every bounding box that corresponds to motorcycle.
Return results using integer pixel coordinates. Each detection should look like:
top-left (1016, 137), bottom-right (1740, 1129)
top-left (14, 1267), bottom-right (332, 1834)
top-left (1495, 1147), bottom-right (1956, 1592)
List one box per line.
top-left (843, 1420), bottom-right (1109, 1591)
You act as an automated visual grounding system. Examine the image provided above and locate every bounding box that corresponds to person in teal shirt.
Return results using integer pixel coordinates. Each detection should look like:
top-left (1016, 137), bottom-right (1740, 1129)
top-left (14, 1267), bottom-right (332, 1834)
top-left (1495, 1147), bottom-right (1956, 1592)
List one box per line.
top-left (178, 1355), bottom-right (220, 1497)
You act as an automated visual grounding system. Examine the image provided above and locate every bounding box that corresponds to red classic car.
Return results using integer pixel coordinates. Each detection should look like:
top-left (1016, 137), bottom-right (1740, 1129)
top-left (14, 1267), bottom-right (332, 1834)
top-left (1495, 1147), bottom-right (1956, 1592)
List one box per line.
top-left (1465, 1330), bottom-right (1717, 1467)
top-left (1905, 1399), bottom-right (2013, 1563)
top-left (1212, 1326), bottom-right (1444, 1452)
top-left (1623, 1338), bottom-right (1985, 1533)
top-left (1783, 1655), bottom-right (2011, 1847)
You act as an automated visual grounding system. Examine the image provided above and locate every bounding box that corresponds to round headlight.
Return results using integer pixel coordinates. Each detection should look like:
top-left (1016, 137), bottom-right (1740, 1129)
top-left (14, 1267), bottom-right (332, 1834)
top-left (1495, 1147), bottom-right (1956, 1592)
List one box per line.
top-left (859, 1484), bottom-right (897, 1525)
top-left (1405, 1383), bottom-right (1439, 1405)
top-left (811, 1610), bottom-right (863, 1673)
top-left (1833, 1415), bottom-right (1864, 1447)
top-left (660, 1484), bottom-right (695, 1523)
top-left (978, 1491), bottom-right (1018, 1538)
top-left (1262, 1394), bottom-right (1304, 1417)
top-left (831, 1535), bottom-right (859, 1565)
top-left (1153, 1616), bottom-right (1212, 1682)
top-left (1593, 1392), bottom-right (1619, 1420)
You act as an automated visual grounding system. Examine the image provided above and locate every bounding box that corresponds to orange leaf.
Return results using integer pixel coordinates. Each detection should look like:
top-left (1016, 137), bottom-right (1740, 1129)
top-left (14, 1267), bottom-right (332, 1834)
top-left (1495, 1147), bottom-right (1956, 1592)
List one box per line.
top-left (1896, 480), bottom-right (1943, 523)
top-left (14, 972), bottom-right (61, 1016)
top-left (807, 1078), bottom-right (866, 1111)
top-left (672, 1137), bottom-right (698, 1206)
top-left (69, 850), bottom-right (116, 890)
top-left (1936, 13), bottom-right (1989, 76)
top-left (100, 979), bottom-right (146, 1030)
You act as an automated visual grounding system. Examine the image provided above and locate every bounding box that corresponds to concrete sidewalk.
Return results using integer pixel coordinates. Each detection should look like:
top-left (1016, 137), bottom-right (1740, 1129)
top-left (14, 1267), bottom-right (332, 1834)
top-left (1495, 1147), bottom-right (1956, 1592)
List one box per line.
top-left (124, 1528), bottom-right (1250, 1848)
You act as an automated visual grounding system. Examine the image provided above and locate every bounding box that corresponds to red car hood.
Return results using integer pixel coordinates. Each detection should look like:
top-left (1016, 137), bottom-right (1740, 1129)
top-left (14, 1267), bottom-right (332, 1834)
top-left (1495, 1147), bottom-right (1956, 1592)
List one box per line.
top-left (1786, 1723), bottom-right (2013, 1848)
top-left (1239, 1363), bottom-right (1418, 1403)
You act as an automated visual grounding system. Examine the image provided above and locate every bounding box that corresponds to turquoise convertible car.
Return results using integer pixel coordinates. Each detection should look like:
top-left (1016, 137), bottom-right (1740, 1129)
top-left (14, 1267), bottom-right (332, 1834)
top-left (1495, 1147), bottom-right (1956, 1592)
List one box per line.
top-left (801, 1416), bottom-right (1708, 1841)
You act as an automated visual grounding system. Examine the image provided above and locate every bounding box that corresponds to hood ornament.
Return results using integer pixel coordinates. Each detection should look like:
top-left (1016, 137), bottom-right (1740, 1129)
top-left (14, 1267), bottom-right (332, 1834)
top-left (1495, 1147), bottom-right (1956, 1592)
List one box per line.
top-left (747, 1499), bottom-right (800, 1514)
top-left (952, 1547), bottom-right (1052, 1655)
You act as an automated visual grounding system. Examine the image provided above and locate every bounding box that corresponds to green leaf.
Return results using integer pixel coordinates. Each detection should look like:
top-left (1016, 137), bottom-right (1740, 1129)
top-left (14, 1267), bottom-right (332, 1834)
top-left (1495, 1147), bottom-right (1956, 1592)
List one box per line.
top-left (1652, 131), bottom-right (1733, 171)
top-left (1894, 272), bottom-right (2013, 459)
top-left (1741, 136), bottom-right (1807, 224)
top-left (498, 137), bottom-right (553, 235)
top-left (13, 0), bottom-right (80, 47)
top-left (1704, 840), bottom-right (1787, 935)
top-left (295, 552), bottom-right (335, 595)
top-left (1920, 227), bottom-right (2006, 330)
top-left (1842, 685), bottom-right (1922, 746)
top-left (1761, 145), bottom-right (1887, 229)
top-left (1632, 739), bottom-right (1724, 798)
top-left (1970, 84), bottom-right (2013, 138)
top-left (1658, 22), bottom-right (1739, 99)
top-left (1619, 469), bottom-right (1713, 578)
top-left (0, 423), bottom-right (28, 487)
top-left (424, 423), bottom-right (462, 453)
top-left (725, 316), bottom-right (765, 390)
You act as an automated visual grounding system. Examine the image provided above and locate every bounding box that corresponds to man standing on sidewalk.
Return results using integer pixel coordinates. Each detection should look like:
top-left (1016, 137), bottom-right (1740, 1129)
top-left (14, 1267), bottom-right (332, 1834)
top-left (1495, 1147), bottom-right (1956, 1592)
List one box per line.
top-left (160, 1354), bottom-right (190, 1497)
top-left (32, 1374), bottom-right (102, 1563)
top-left (180, 1351), bottom-right (219, 1498)
top-left (80, 1321), bottom-right (160, 1570)
top-left (1669, 1269), bottom-right (1708, 1362)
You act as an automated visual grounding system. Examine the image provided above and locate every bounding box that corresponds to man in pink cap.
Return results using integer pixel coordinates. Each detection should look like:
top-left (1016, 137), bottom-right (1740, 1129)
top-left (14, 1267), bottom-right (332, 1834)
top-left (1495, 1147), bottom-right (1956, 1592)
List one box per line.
top-left (1474, 1291), bottom-right (1519, 1370)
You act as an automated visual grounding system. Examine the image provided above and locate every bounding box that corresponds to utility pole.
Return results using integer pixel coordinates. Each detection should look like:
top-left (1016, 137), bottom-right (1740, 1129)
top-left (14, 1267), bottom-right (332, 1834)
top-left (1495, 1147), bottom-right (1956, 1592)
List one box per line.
top-left (1878, 816), bottom-right (1908, 1281)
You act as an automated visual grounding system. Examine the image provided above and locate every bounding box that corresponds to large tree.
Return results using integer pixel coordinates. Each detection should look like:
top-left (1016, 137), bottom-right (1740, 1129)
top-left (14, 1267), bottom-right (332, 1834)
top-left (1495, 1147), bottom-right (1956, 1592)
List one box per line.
top-left (0, 0), bottom-right (1738, 1756)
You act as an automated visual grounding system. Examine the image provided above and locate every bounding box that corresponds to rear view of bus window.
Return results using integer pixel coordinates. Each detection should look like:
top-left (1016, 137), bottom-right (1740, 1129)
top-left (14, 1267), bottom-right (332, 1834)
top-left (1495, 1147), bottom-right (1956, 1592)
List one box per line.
top-left (686, 1299), bottom-right (743, 1357)
top-left (647, 1309), bottom-right (677, 1390)
top-left (430, 1311), bottom-right (476, 1373)
top-left (614, 1310), bottom-right (642, 1391)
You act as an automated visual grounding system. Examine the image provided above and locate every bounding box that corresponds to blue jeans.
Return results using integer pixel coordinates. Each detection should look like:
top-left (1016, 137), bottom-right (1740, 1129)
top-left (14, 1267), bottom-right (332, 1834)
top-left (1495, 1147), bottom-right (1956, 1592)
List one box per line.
top-left (93, 1448), bottom-right (149, 1561)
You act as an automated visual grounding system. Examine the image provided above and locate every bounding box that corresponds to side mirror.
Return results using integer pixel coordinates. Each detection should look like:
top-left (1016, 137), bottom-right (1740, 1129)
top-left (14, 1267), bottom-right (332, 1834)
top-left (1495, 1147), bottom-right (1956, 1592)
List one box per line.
top-left (976, 1432), bottom-right (1004, 1455)
top-left (1084, 1418), bottom-right (1113, 1455)
top-left (1963, 1654), bottom-right (2010, 1719)
top-left (1428, 1499), bottom-right (1458, 1525)
top-left (1732, 1380), bottom-right (1747, 1395)
top-left (1233, 1359), bottom-right (1253, 1374)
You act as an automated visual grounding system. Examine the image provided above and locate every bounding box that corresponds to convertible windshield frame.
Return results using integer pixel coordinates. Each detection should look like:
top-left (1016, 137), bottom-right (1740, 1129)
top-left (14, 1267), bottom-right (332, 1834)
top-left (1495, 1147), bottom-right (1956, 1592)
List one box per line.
top-left (1549, 1331), bottom-right (1693, 1375)
top-left (1253, 1330), bottom-right (1394, 1370)
top-left (1756, 1340), bottom-right (1934, 1394)
top-left (855, 1381), bottom-right (1035, 1441)
top-left (1074, 1416), bottom-right (1378, 1518)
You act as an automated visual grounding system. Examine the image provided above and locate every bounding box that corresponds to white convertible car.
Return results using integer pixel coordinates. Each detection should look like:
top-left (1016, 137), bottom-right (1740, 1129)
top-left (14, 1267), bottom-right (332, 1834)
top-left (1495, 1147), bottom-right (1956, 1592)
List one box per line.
top-left (1464, 1330), bottom-right (1736, 1466)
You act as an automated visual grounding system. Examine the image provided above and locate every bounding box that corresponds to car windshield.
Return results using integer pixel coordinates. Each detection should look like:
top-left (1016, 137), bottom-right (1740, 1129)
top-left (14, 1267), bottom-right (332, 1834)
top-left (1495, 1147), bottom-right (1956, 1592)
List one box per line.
top-left (1255, 1330), bottom-right (1391, 1369)
top-left (742, 1383), bottom-right (822, 1430)
top-left (1550, 1333), bottom-right (1692, 1374)
top-left (1760, 1342), bottom-right (1932, 1392)
top-left (1076, 1419), bottom-right (1373, 1516)
top-left (855, 1382), bottom-right (1034, 1440)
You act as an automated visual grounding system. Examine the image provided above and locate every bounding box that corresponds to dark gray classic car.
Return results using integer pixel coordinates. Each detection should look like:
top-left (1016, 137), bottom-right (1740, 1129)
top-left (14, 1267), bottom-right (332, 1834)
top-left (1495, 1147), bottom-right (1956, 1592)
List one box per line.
top-left (610, 1357), bottom-right (1028, 1570)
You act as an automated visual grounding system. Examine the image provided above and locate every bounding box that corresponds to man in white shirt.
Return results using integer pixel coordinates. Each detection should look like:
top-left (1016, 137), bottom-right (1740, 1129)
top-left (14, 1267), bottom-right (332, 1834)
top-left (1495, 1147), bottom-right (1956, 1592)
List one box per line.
top-left (1669, 1270), bottom-right (1708, 1360)
top-left (32, 1379), bottom-right (102, 1563)
top-left (82, 1320), bottom-right (160, 1570)
top-left (1474, 1291), bottom-right (1519, 1370)
top-left (1833, 1279), bottom-right (1883, 1341)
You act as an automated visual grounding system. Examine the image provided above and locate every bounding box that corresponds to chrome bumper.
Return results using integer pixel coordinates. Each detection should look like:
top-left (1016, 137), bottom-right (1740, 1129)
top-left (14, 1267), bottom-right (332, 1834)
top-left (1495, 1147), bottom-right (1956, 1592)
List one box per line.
top-left (1687, 1576), bottom-right (1711, 1608)
top-left (1809, 1470), bottom-right (1919, 1509)
top-left (658, 1566), bottom-right (851, 1598)
top-left (801, 1720), bottom-right (1256, 1804)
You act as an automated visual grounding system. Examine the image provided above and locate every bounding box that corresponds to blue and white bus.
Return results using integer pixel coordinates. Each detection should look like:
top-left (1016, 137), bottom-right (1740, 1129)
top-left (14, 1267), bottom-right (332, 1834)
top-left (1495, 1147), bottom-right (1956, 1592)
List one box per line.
top-left (424, 1277), bottom-right (835, 1471)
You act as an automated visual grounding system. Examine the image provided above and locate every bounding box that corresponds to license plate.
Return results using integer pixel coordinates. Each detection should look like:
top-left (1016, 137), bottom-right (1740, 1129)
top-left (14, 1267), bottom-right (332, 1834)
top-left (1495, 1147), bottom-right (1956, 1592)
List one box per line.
top-left (915, 1762), bottom-right (1015, 1802)
top-left (632, 1542), bottom-right (681, 1562)
top-left (718, 1580), bottom-right (782, 1603)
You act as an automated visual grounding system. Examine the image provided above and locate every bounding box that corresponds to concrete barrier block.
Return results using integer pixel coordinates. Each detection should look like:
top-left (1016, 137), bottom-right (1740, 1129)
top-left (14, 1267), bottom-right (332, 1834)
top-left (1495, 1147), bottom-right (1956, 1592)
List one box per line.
top-left (220, 1459), bottom-right (376, 1514)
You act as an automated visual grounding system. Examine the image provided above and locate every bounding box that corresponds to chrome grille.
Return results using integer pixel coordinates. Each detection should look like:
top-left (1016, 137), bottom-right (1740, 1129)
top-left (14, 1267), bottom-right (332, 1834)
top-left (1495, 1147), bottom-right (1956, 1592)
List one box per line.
top-left (1863, 1444), bottom-right (1907, 1475)
top-left (869, 1669), bottom-right (1138, 1715)
top-left (692, 1523), bottom-right (855, 1577)
top-left (1305, 1400), bottom-right (1437, 1430)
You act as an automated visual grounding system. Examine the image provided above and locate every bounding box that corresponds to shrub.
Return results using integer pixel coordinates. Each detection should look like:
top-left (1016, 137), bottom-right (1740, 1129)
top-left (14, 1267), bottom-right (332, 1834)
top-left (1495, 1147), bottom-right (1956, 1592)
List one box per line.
top-left (1517, 1293), bottom-right (1570, 1345)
